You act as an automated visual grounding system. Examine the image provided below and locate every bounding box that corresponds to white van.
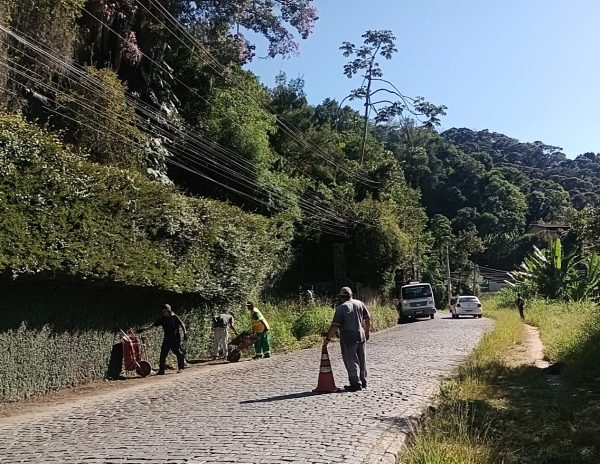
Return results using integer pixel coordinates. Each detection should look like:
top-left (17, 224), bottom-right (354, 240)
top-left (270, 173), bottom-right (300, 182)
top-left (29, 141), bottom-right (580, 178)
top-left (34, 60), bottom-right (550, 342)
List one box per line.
top-left (398, 282), bottom-right (436, 322)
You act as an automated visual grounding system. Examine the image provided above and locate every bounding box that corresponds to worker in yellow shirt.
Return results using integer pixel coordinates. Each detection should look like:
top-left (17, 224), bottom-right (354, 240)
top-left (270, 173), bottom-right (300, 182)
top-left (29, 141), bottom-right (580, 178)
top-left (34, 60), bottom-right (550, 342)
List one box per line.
top-left (246, 301), bottom-right (271, 359)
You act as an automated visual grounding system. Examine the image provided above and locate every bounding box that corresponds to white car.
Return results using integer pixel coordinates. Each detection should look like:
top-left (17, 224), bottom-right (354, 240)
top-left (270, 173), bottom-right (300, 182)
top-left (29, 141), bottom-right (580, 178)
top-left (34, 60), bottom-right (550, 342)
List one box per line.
top-left (452, 295), bottom-right (482, 319)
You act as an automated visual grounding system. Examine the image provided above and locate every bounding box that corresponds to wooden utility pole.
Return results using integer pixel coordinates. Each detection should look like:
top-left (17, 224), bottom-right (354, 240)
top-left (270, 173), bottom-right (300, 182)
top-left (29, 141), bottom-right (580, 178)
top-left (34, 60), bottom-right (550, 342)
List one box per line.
top-left (446, 245), bottom-right (452, 308)
top-left (416, 241), bottom-right (420, 282)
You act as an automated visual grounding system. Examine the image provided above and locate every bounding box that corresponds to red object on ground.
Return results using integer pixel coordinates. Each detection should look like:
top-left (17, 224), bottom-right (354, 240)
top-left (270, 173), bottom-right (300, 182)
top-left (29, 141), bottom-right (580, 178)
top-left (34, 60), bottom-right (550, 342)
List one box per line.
top-left (121, 331), bottom-right (152, 377)
top-left (313, 346), bottom-right (339, 393)
top-left (122, 332), bottom-right (140, 371)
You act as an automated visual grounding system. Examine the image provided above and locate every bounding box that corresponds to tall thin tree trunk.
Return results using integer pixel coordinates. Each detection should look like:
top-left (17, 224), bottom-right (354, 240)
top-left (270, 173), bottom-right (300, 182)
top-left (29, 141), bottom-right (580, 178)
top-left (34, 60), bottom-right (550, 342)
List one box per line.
top-left (360, 74), bottom-right (372, 165)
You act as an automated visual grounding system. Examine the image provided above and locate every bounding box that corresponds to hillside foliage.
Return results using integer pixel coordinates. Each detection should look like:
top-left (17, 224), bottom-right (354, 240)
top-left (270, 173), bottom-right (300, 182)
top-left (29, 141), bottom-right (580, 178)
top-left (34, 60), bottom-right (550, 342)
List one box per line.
top-left (1, 0), bottom-right (599, 298)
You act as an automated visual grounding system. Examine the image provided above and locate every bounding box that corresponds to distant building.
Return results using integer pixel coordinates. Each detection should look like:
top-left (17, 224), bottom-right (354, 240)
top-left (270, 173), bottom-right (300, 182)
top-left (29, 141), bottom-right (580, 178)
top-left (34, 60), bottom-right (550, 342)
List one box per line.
top-left (481, 280), bottom-right (509, 292)
top-left (527, 223), bottom-right (571, 237)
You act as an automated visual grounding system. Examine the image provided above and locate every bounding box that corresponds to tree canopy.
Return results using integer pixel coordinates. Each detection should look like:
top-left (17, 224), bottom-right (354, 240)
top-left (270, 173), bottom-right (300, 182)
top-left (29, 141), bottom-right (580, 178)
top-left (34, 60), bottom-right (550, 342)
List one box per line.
top-left (1, 9), bottom-right (599, 300)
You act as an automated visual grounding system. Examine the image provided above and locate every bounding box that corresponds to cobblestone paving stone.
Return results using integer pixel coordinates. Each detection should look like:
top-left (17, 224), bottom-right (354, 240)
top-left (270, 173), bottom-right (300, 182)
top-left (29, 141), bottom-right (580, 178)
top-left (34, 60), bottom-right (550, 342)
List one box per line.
top-left (0, 316), bottom-right (492, 464)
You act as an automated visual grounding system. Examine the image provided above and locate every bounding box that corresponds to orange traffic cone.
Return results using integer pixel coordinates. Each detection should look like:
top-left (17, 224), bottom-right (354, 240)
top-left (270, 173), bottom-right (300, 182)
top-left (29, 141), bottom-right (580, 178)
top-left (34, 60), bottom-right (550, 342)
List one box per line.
top-left (313, 345), bottom-right (340, 393)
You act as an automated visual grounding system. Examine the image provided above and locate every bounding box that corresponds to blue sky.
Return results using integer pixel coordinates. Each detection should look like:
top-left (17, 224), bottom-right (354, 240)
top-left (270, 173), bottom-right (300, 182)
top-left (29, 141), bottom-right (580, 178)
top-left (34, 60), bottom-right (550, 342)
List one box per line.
top-left (247, 0), bottom-right (600, 158)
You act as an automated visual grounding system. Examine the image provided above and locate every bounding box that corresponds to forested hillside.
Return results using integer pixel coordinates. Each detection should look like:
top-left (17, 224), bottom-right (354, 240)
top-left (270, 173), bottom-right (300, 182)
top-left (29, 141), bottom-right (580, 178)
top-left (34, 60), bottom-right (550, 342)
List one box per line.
top-left (2, 0), bottom-right (599, 298)
top-left (444, 128), bottom-right (600, 210)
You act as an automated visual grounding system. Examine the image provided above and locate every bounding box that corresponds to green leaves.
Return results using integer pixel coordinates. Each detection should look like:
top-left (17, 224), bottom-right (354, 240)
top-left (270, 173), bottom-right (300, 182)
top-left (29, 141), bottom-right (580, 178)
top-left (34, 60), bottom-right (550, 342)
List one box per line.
top-left (512, 238), bottom-right (600, 302)
top-left (553, 238), bottom-right (562, 270)
top-left (56, 67), bottom-right (147, 171)
top-left (0, 113), bottom-right (291, 302)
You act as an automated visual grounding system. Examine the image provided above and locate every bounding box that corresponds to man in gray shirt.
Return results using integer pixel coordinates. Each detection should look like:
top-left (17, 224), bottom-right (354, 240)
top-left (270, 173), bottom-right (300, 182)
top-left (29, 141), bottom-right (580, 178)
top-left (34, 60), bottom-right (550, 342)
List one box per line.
top-left (323, 287), bottom-right (371, 392)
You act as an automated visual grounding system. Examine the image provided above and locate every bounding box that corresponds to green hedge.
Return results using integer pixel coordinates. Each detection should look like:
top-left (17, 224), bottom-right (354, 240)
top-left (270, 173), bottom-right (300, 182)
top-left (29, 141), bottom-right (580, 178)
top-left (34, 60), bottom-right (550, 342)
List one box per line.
top-left (0, 292), bottom-right (399, 402)
top-left (0, 284), bottom-right (215, 402)
top-left (0, 112), bottom-right (291, 301)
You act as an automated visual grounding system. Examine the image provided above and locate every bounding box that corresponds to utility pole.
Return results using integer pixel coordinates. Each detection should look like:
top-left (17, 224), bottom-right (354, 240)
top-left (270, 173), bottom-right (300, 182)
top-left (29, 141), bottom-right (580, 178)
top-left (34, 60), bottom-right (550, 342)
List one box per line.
top-left (416, 241), bottom-right (420, 282)
top-left (445, 245), bottom-right (452, 309)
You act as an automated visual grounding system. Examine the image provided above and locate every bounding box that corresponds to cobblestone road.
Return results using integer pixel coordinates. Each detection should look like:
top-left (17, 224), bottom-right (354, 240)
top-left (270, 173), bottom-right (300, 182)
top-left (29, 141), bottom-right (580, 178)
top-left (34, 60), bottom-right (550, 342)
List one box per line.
top-left (0, 316), bottom-right (492, 464)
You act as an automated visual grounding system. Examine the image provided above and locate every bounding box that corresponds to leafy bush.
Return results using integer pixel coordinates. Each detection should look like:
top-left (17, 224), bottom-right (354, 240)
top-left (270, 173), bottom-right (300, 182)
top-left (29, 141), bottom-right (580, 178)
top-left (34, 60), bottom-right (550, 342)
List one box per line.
top-left (0, 113), bottom-right (291, 302)
top-left (291, 305), bottom-right (333, 339)
top-left (511, 239), bottom-right (600, 302)
top-left (368, 303), bottom-right (399, 331)
top-left (56, 67), bottom-right (147, 170)
top-left (347, 198), bottom-right (415, 291)
top-left (495, 282), bottom-right (537, 308)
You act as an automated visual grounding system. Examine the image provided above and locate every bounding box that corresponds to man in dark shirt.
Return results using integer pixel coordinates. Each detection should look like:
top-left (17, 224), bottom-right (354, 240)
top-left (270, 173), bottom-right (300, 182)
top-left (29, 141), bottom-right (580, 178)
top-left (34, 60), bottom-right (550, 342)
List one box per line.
top-left (517, 294), bottom-right (526, 321)
top-left (323, 287), bottom-right (371, 392)
top-left (140, 304), bottom-right (187, 375)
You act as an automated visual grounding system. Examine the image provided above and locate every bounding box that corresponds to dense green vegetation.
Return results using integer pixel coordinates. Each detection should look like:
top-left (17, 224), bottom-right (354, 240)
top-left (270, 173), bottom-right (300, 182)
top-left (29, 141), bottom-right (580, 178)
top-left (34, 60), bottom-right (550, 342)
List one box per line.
top-left (2, 0), bottom-right (597, 294)
top-left (0, 113), bottom-right (289, 300)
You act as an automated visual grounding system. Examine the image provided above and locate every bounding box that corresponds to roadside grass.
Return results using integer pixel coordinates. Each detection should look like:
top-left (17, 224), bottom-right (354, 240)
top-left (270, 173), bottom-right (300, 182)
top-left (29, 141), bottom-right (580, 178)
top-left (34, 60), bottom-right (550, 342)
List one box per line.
top-left (399, 297), bottom-right (600, 464)
top-left (231, 300), bottom-right (398, 355)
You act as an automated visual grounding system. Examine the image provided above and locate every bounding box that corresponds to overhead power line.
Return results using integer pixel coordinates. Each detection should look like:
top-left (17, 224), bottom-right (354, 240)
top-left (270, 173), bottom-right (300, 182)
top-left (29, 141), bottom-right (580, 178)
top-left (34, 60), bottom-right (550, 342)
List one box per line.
top-left (18, 11), bottom-right (377, 230)
top-left (132, 0), bottom-right (380, 188)
top-left (0, 23), bottom-right (373, 235)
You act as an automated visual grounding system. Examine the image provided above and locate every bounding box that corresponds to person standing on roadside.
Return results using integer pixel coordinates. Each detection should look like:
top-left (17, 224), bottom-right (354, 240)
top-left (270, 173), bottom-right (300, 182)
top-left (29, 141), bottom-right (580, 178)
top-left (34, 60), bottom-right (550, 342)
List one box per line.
top-left (212, 311), bottom-right (238, 360)
top-left (139, 303), bottom-right (187, 374)
top-left (517, 293), bottom-right (526, 321)
top-left (323, 287), bottom-right (371, 392)
top-left (247, 302), bottom-right (271, 359)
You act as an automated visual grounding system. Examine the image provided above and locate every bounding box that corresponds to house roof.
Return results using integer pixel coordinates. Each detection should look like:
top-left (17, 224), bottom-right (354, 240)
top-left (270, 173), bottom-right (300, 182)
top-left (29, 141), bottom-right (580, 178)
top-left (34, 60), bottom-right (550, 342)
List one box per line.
top-left (528, 223), bottom-right (570, 229)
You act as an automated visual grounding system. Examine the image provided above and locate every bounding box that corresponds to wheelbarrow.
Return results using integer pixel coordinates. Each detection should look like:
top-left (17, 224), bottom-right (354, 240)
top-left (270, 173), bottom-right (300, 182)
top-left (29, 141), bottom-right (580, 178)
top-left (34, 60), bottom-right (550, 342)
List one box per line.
top-left (226, 330), bottom-right (258, 362)
top-left (121, 329), bottom-right (152, 377)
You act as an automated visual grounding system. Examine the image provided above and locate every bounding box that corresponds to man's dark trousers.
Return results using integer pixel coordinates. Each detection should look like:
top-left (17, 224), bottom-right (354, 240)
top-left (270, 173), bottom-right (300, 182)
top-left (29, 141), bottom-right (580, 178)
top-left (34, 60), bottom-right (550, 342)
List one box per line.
top-left (158, 339), bottom-right (185, 373)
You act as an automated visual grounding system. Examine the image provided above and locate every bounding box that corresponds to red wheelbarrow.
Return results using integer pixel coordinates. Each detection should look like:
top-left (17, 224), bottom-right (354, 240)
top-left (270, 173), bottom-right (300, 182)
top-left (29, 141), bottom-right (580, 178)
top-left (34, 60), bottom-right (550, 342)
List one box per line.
top-left (120, 329), bottom-right (152, 377)
top-left (226, 331), bottom-right (258, 362)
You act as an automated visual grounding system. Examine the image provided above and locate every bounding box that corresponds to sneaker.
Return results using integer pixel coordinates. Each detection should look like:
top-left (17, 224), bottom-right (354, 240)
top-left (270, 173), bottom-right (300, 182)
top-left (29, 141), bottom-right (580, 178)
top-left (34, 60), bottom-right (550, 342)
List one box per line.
top-left (252, 355), bottom-right (263, 360)
top-left (361, 382), bottom-right (367, 389)
top-left (177, 369), bottom-right (183, 374)
top-left (344, 384), bottom-right (362, 392)
top-left (263, 353), bottom-right (271, 358)
top-left (156, 371), bottom-right (165, 376)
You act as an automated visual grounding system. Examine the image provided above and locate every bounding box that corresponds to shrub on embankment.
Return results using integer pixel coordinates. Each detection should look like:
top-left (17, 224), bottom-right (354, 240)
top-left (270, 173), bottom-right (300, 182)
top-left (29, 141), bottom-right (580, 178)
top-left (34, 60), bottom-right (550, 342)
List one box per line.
top-left (0, 113), bottom-right (293, 401)
top-left (0, 112), bottom-right (291, 297)
top-left (274, 300), bottom-right (398, 351)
